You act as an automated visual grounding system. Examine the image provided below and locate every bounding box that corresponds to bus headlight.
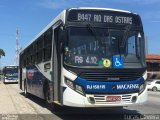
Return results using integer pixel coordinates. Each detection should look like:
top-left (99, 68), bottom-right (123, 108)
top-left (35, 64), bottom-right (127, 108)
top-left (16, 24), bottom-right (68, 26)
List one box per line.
top-left (139, 82), bottom-right (146, 95)
top-left (75, 85), bottom-right (84, 95)
top-left (65, 78), bottom-right (74, 89)
top-left (65, 77), bottom-right (85, 96)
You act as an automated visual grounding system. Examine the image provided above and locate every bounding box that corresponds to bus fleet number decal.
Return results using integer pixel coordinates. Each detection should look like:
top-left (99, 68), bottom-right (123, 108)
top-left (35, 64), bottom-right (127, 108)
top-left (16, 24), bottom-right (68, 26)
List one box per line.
top-left (75, 56), bottom-right (98, 64)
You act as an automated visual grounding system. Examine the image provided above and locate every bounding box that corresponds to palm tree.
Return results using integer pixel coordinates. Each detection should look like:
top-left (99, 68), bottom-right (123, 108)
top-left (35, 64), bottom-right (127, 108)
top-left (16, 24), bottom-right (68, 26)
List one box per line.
top-left (0, 48), bottom-right (5, 79)
top-left (0, 48), bottom-right (5, 58)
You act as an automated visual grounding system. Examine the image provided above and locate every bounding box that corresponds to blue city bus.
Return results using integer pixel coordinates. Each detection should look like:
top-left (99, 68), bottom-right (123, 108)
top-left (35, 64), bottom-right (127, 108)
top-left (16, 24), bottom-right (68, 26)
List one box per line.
top-left (3, 66), bottom-right (18, 83)
top-left (19, 8), bottom-right (147, 108)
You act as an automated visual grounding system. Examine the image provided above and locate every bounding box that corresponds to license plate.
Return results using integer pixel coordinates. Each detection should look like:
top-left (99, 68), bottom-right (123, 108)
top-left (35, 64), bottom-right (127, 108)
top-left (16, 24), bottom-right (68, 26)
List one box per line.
top-left (106, 96), bottom-right (121, 102)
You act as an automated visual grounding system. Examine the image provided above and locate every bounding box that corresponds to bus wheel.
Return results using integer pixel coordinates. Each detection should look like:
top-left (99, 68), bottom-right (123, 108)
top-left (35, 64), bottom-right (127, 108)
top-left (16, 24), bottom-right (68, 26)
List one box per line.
top-left (44, 85), bottom-right (61, 111)
top-left (44, 86), bottom-right (52, 110)
top-left (152, 87), bottom-right (157, 92)
top-left (45, 87), bottom-right (50, 103)
top-left (24, 82), bottom-right (28, 97)
top-left (52, 103), bottom-right (62, 111)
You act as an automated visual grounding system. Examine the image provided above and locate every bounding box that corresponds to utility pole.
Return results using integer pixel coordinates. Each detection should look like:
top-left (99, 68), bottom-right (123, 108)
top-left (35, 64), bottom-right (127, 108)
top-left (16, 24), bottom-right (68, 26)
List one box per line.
top-left (15, 28), bottom-right (20, 66)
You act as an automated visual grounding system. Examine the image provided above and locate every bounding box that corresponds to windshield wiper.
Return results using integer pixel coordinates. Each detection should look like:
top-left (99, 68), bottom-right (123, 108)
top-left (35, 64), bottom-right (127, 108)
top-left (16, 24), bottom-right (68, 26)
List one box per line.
top-left (117, 25), bottom-right (131, 59)
top-left (86, 24), bottom-right (103, 46)
top-left (120, 25), bottom-right (131, 48)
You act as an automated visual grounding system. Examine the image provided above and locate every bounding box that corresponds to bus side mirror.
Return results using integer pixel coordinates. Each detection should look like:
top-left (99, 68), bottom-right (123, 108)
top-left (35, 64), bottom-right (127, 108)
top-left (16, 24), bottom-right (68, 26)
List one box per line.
top-left (138, 33), bottom-right (142, 40)
top-left (59, 26), bottom-right (67, 43)
top-left (63, 46), bottom-right (69, 55)
top-left (59, 26), bottom-right (68, 53)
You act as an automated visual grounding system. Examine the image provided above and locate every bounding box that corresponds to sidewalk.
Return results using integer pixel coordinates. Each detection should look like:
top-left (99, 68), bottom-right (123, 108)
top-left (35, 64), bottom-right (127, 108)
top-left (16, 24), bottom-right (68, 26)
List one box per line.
top-left (0, 81), bottom-right (17, 114)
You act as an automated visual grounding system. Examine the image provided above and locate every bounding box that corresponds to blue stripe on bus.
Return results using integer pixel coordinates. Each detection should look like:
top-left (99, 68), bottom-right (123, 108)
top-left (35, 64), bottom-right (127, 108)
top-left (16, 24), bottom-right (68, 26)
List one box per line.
top-left (74, 77), bottom-right (144, 94)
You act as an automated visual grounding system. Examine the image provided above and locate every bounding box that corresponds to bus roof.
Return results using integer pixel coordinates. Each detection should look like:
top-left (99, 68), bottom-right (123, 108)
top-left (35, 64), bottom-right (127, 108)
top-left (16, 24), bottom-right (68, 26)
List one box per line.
top-left (74, 7), bottom-right (132, 14)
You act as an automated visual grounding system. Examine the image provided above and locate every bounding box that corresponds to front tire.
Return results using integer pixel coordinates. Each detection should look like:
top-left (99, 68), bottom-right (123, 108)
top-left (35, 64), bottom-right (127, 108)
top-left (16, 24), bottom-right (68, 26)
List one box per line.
top-left (152, 87), bottom-right (157, 92)
top-left (24, 81), bottom-right (29, 97)
top-left (45, 86), bottom-right (50, 104)
top-left (44, 84), bottom-right (52, 110)
top-left (3, 79), bottom-right (6, 84)
top-left (44, 85), bottom-right (61, 111)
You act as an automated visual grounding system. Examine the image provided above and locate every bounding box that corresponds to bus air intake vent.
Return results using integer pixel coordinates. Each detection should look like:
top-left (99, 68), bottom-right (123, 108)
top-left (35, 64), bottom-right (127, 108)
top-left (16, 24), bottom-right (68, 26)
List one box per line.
top-left (80, 71), bottom-right (142, 81)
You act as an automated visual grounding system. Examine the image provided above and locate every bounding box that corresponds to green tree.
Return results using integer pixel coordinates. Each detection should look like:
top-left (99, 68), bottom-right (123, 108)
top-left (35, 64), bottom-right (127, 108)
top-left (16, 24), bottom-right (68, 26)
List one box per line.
top-left (0, 48), bottom-right (5, 58)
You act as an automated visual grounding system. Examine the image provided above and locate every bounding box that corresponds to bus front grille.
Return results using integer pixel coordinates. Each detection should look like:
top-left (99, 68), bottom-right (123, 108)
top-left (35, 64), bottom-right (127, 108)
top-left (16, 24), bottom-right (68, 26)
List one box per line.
top-left (80, 71), bottom-right (142, 81)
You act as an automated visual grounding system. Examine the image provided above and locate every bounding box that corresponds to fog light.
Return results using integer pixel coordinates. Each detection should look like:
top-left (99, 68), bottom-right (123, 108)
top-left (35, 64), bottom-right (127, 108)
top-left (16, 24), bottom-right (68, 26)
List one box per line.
top-left (132, 96), bottom-right (137, 103)
top-left (88, 97), bottom-right (95, 104)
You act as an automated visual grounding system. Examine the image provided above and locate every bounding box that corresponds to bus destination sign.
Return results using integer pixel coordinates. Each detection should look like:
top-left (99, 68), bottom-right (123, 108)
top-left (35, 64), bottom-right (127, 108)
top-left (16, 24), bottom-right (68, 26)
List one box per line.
top-left (67, 10), bottom-right (135, 25)
top-left (6, 66), bottom-right (18, 69)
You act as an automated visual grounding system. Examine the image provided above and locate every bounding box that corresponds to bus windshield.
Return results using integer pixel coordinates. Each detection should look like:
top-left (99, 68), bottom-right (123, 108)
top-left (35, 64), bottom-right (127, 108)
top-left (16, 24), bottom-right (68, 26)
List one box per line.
top-left (4, 68), bottom-right (18, 78)
top-left (64, 27), bottom-right (146, 68)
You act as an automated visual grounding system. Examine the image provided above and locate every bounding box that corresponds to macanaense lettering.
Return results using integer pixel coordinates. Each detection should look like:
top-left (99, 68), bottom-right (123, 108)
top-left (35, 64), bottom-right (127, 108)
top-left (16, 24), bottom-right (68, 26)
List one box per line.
top-left (117, 84), bottom-right (139, 90)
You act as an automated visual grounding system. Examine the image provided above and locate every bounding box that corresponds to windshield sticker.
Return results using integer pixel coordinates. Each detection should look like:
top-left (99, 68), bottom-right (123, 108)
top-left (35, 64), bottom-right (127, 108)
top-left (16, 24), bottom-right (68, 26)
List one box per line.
top-left (103, 59), bottom-right (111, 68)
top-left (113, 56), bottom-right (124, 68)
top-left (98, 60), bottom-right (103, 65)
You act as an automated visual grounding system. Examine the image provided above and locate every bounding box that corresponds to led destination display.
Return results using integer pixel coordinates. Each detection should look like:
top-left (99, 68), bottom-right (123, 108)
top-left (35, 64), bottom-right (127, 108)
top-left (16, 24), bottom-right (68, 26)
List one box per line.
top-left (67, 9), bottom-right (140, 25)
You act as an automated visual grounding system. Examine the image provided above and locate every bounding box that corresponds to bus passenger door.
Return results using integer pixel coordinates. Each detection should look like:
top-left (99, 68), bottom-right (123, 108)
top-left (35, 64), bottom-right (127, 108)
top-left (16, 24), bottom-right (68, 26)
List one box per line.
top-left (52, 25), bottom-right (62, 104)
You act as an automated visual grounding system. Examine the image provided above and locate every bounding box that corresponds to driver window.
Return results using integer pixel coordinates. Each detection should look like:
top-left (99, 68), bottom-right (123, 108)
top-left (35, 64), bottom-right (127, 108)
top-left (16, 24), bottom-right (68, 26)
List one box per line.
top-left (127, 35), bottom-right (136, 55)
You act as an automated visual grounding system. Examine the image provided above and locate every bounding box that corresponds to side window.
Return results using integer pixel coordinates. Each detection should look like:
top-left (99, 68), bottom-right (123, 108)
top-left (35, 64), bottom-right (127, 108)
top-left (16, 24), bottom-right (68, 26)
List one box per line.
top-left (43, 30), bottom-right (52, 62)
top-left (24, 45), bottom-right (34, 66)
top-left (29, 45), bottom-right (34, 65)
top-left (127, 32), bottom-right (142, 58)
top-left (20, 54), bottom-right (24, 67)
top-left (155, 81), bottom-right (160, 84)
top-left (136, 35), bottom-right (141, 58)
top-left (20, 29), bottom-right (53, 66)
top-left (35, 37), bottom-right (43, 64)
top-left (127, 35), bottom-right (136, 55)
top-left (31, 44), bottom-right (35, 64)
top-left (26, 48), bottom-right (30, 66)
top-left (23, 52), bottom-right (27, 67)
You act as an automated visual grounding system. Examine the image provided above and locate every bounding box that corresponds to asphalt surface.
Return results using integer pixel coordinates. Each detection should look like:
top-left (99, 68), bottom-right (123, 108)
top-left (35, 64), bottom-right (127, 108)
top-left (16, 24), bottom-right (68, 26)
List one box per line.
top-left (0, 81), bottom-right (160, 120)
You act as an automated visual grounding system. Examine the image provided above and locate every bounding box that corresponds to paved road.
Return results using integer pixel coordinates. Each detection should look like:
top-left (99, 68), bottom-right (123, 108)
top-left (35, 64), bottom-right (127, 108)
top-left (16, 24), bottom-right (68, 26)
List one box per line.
top-left (0, 81), bottom-right (160, 120)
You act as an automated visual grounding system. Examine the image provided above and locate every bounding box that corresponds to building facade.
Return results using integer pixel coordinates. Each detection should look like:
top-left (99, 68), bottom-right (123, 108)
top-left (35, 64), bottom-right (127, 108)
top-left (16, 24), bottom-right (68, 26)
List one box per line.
top-left (146, 54), bottom-right (160, 79)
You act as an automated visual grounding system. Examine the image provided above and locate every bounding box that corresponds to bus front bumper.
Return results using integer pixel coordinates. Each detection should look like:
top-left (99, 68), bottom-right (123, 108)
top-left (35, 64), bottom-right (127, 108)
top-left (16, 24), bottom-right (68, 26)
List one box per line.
top-left (63, 87), bottom-right (148, 107)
